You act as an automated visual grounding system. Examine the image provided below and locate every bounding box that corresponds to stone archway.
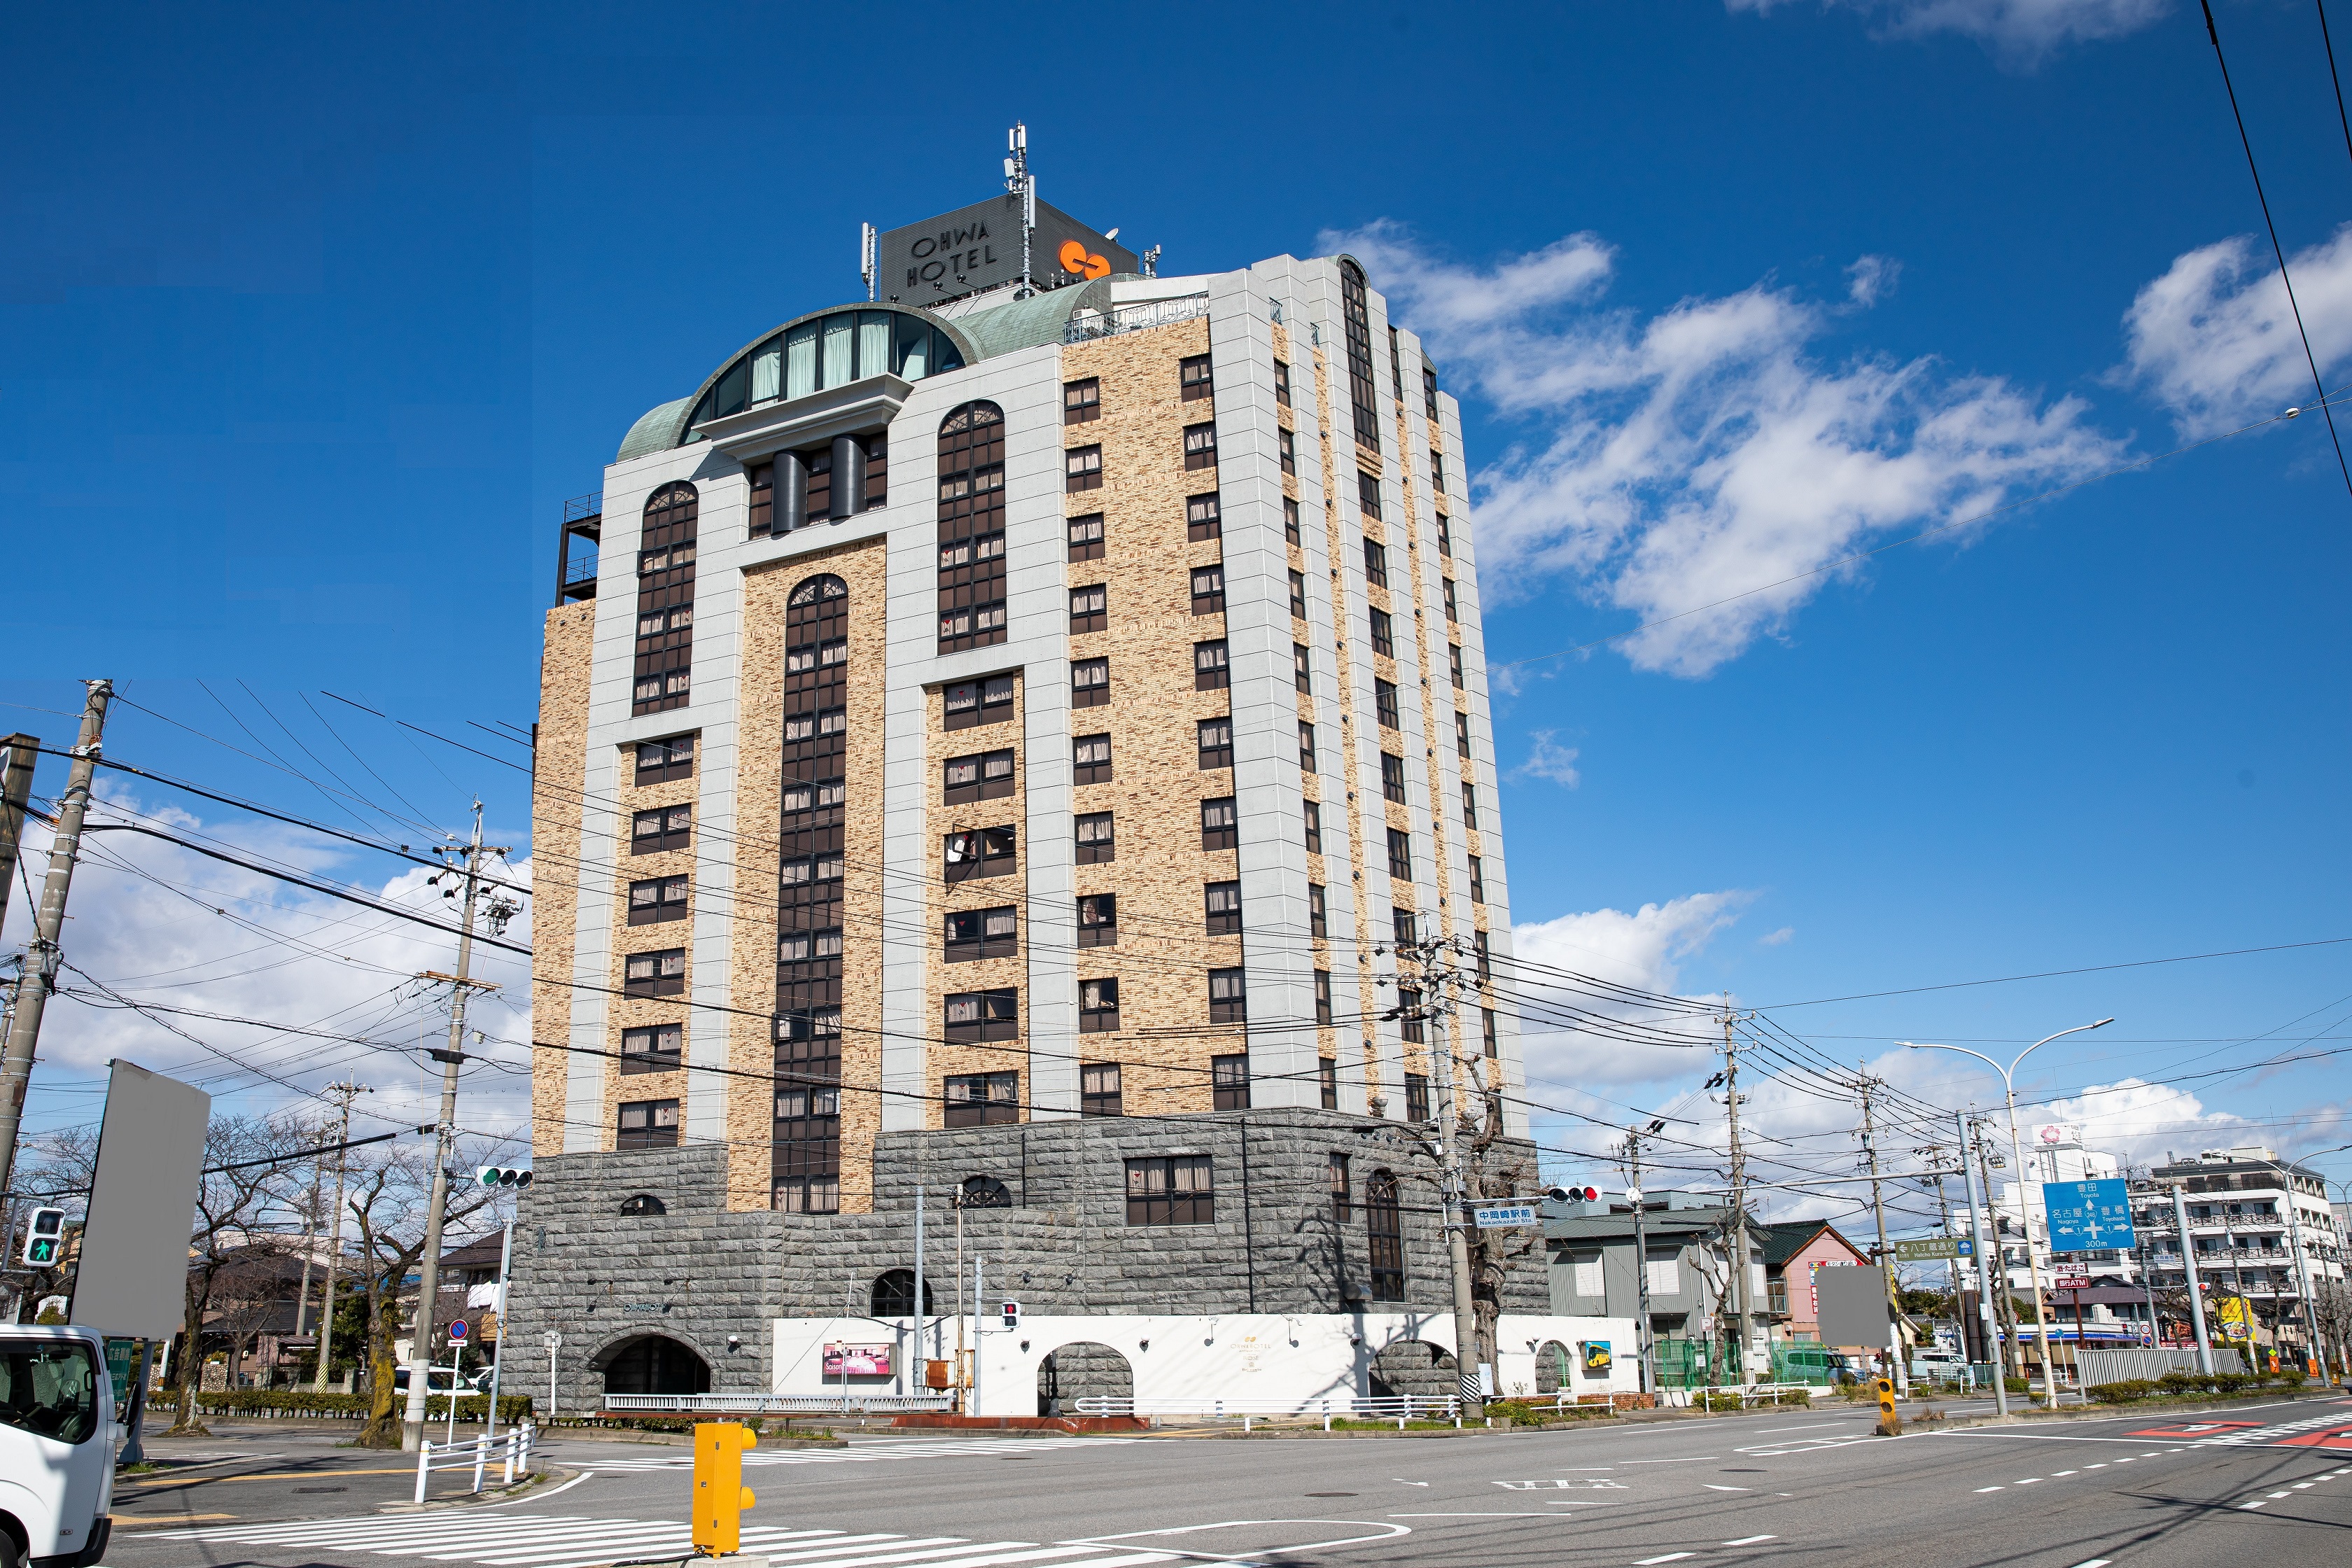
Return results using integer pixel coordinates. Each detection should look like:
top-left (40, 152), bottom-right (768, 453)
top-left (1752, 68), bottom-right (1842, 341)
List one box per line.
top-left (1534, 1340), bottom-right (1573, 1395)
top-left (1368, 1338), bottom-right (1455, 1401)
top-left (597, 1334), bottom-right (711, 1396)
top-left (1036, 1340), bottom-right (1133, 1417)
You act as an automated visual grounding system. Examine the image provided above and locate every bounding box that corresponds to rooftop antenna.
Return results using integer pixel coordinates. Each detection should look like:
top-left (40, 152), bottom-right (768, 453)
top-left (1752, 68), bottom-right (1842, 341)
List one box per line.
top-left (1141, 244), bottom-right (1161, 279)
top-left (860, 223), bottom-right (877, 302)
top-left (1004, 122), bottom-right (1036, 298)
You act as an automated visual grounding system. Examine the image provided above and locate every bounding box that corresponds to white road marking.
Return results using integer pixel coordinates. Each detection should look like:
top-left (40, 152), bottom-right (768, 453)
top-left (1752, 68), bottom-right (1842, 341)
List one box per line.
top-left (2065, 1559), bottom-right (2111, 1567)
top-left (1702, 1485), bottom-right (1749, 1492)
top-left (1974, 1486), bottom-right (2003, 1492)
top-left (1720, 1535), bottom-right (1777, 1546)
top-left (2241, 1500), bottom-right (2268, 1510)
top-left (1634, 1555), bottom-right (1696, 1565)
top-left (2016, 1478), bottom-right (2041, 1485)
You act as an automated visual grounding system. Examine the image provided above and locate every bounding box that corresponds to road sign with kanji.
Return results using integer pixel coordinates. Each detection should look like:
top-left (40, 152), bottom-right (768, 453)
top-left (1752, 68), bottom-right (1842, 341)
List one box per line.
top-left (2043, 1177), bottom-right (2134, 1254)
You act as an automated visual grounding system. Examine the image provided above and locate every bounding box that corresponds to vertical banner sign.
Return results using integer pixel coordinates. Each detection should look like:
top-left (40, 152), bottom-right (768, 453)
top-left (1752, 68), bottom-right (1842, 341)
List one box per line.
top-left (2042, 1178), bottom-right (2135, 1254)
top-left (71, 1060), bottom-right (211, 1337)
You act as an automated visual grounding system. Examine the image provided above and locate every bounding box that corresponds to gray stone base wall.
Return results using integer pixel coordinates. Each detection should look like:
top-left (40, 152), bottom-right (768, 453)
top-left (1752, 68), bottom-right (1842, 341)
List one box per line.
top-left (501, 1108), bottom-right (1544, 1410)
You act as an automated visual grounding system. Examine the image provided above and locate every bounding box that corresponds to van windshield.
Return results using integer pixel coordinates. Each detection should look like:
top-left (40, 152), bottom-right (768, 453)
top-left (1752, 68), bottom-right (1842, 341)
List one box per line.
top-left (0, 1341), bottom-right (99, 1445)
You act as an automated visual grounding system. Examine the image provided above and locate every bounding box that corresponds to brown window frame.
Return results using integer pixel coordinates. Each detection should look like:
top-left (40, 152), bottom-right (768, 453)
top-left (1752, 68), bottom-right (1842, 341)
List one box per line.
top-left (1077, 892), bottom-right (1118, 947)
top-left (1065, 444), bottom-right (1103, 491)
top-left (634, 734), bottom-right (696, 785)
top-left (1363, 538), bottom-right (1389, 588)
top-left (1208, 967), bottom-right (1247, 1023)
top-left (1289, 568), bottom-right (1308, 619)
top-left (944, 1070), bottom-right (1021, 1126)
top-left (1467, 854), bottom-right (1485, 904)
top-left (1063, 377), bottom-right (1101, 424)
top-left (1321, 1061), bottom-right (1340, 1112)
top-left (1199, 795), bottom-right (1238, 851)
top-left (1126, 1154), bottom-right (1214, 1226)
top-left (942, 990), bottom-right (1019, 1044)
top-left (1205, 880), bottom-right (1242, 935)
top-left (1081, 1060), bottom-right (1123, 1116)
top-left (1071, 656), bottom-right (1112, 708)
top-left (1273, 360), bottom-right (1292, 408)
top-left (1303, 799), bottom-right (1322, 854)
top-left (1067, 512), bottom-right (1105, 561)
top-left (1308, 882), bottom-right (1327, 939)
top-left (1079, 977), bottom-right (1121, 1034)
top-left (1194, 639), bottom-right (1229, 691)
top-left (1284, 496), bottom-right (1301, 544)
top-left (944, 825), bottom-right (1016, 883)
top-left (627, 875), bottom-right (692, 925)
top-left (1190, 563), bottom-right (1226, 615)
top-left (617, 1098), bottom-right (680, 1151)
top-left (1186, 493), bottom-right (1222, 541)
top-left (1367, 1170), bottom-right (1405, 1300)
top-left (631, 804), bottom-right (692, 855)
top-left (1298, 720), bottom-right (1317, 773)
top-left (1197, 718), bottom-right (1233, 771)
top-left (1278, 428), bottom-right (1296, 476)
top-left (1212, 1053), bottom-right (1250, 1110)
top-left (942, 674), bottom-right (1015, 733)
top-left (1182, 422), bottom-right (1217, 471)
top-left (1387, 827), bottom-right (1413, 881)
top-left (1075, 811), bottom-right (1115, 864)
top-left (944, 904), bottom-right (1018, 962)
top-left (1449, 642), bottom-right (1465, 688)
top-left (1375, 678), bottom-right (1401, 731)
top-left (1069, 583), bottom-right (1107, 634)
top-left (944, 747), bottom-right (1017, 804)
top-left (620, 1023), bottom-right (683, 1074)
top-left (1074, 732), bottom-right (1113, 785)
top-left (624, 947), bottom-right (687, 997)
top-left (1314, 969), bottom-right (1333, 1026)
top-left (1380, 751), bottom-right (1407, 804)
top-left (1370, 607), bottom-right (1395, 657)
top-left (1180, 354), bottom-right (1213, 402)
top-left (1404, 1072), bottom-right (1430, 1121)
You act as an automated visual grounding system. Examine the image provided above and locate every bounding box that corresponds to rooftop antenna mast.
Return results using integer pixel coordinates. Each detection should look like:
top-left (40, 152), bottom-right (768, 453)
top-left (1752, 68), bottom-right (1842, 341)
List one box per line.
top-left (1004, 122), bottom-right (1036, 298)
top-left (860, 222), bottom-right (877, 302)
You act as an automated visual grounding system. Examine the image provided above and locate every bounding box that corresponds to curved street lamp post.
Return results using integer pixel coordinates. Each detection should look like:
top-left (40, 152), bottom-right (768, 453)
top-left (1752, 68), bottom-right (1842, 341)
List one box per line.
top-left (1903, 1020), bottom-right (2114, 1408)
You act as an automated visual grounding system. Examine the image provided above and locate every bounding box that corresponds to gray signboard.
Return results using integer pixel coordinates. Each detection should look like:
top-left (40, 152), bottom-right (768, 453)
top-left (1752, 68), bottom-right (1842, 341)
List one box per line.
top-left (1814, 1263), bottom-right (1894, 1349)
top-left (876, 195), bottom-right (1138, 307)
top-left (71, 1060), bottom-right (210, 1337)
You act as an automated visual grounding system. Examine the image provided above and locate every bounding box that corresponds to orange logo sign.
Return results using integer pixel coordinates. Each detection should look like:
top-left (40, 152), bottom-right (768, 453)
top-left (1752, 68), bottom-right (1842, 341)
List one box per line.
top-left (1058, 239), bottom-right (1112, 280)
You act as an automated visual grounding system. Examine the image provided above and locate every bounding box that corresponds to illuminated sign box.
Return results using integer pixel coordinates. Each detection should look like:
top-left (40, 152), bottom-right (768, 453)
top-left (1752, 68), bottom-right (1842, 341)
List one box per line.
top-left (822, 1343), bottom-right (893, 1377)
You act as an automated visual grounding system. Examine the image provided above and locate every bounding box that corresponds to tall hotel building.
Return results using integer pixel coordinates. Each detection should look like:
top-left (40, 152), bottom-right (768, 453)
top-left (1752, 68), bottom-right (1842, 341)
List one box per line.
top-left (512, 188), bottom-right (1550, 1406)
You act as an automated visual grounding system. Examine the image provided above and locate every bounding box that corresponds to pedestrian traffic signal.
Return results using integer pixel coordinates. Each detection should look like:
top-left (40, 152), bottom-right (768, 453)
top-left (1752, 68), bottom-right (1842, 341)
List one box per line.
top-left (1000, 1299), bottom-right (1022, 1330)
top-left (690, 1421), bottom-right (757, 1555)
top-left (477, 1166), bottom-right (533, 1189)
top-left (20, 1207), bottom-right (66, 1266)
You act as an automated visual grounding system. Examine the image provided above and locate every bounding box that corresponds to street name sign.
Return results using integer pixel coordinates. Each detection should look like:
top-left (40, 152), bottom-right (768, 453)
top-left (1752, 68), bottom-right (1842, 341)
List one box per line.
top-left (1472, 1203), bottom-right (1539, 1228)
top-left (2043, 1177), bottom-right (2135, 1254)
top-left (1893, 1237), bottom-right (1975, 1262)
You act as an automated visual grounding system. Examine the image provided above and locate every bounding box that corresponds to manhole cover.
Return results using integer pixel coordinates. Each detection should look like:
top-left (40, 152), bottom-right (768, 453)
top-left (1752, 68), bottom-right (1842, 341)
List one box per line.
top-left (293, 1487), bottom-right (346, 1494)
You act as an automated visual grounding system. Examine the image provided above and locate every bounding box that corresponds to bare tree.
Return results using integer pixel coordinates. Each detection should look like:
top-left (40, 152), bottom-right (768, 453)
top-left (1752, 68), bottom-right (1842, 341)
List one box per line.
top-left (344, 1142), bottom-right (493, 1449)
top-left (167, 1115), bottom-right (312, 1434)
top-left (6, 1126), bottom-right (97, 1322)
top-left (1460, 1068), bottom-right (1537, 1379)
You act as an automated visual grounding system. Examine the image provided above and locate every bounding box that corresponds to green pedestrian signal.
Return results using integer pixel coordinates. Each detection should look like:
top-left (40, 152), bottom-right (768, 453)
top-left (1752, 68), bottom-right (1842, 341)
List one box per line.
top-left (21, 1206), bottom-right (67, 1266)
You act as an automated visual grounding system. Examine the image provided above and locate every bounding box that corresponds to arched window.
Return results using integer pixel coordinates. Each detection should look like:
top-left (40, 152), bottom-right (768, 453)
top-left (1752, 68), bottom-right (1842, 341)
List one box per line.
top-left (870, 1269), bottom-right (937, 1317)
top-left (1366, 1170), bottom-right (1404, 1301)
top-left (959, 1175), bottom-right (1012, 1209)
top-left (937, 402), bottom-right (1007, 653)
top-left (634, 484), bottom-right (699, 716)
top-left (618, 1194), bottom-right (667, 1217)
top-left (1338, 259), bottom-right (1381, 454)
top-left (776, 570), bottom-right (850, 1217)
top-left (687, 309), bottom-right (969, 432)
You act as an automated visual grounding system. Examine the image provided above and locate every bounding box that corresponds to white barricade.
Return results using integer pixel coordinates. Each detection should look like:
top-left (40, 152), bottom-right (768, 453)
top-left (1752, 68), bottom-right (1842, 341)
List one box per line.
top-left (414, 1423), bottom-right (536, 1504)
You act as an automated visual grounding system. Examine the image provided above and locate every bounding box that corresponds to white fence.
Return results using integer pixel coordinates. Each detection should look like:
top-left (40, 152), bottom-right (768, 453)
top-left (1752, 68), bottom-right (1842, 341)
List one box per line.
top-left (2078, 1348), bottom-right (2246, 1385)
top-left (603, 1392), bottom-right (955, 1415)
top-left (413, 1424), bottom-right (535, 1504)
top-left (1074, 1394), bottom-right (1470, 1430)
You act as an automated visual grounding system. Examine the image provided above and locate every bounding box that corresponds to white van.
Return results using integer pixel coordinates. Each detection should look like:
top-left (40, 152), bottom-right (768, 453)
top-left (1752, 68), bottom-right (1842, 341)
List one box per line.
top-left (1910, 1349), bottom-right (1968, 1382)
top-left (0, 1326), bottom-right (115, 1568)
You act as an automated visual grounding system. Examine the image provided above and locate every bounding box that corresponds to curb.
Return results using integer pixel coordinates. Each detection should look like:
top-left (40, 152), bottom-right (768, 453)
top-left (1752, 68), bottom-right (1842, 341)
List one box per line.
top-left (1938, 1388), bottom-right (2344, 1431)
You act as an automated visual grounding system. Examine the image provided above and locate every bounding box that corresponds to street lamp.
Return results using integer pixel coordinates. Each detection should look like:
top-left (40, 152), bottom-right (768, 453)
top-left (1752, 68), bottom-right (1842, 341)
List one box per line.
top-left (1903, 1019), bottom-right (2114, 1408)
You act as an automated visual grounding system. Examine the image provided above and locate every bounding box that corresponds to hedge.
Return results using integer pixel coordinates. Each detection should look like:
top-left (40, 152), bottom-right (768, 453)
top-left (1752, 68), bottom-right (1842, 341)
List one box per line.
top-left (194, 1390), bottom-right (534, 1422)
top-left (2090, 1371), bottom-right (2306, 1404)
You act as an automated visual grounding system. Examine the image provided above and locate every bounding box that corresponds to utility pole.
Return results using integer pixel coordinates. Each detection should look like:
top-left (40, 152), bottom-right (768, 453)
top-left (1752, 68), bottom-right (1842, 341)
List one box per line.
top-left (1858, 1077), bottom-right (1906, 1394)
top-left (1720, 1005), bottom-right (1756, 1387)
top-left (1922, 1144), bottom-right (1966, 1373)
top-left (1962, 1113), bottom-right (2010, 1415)
top-left (2168, 1179), bottom-right (2215, 1373)
top-left (401, 803), bottom-right (512, 1452)
top-left (312, 1082), bottom-right (366, 1392)
top-left (1625, 1127), bottom-right (1656, 1397)
top-left (0, 681), bottom-right (111, 1199)
top-left (1399, 933), bottom-right (1482, 1408)
top-left (0, 734), bottom-right (39, 944)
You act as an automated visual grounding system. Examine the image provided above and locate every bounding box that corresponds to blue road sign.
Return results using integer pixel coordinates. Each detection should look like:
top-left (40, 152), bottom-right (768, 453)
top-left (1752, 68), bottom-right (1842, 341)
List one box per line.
top-left (2043, 1177), bottom-right (2135, 1254)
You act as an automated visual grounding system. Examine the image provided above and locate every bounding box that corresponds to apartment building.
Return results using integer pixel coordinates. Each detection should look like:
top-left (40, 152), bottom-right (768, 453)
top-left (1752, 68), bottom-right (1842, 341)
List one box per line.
top-left (509, 188), bottom-right (1544, 1405)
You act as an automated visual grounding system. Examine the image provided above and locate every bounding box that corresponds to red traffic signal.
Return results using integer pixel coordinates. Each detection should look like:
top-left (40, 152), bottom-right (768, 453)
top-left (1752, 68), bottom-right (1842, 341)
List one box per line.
top-left (1546, 1184), bottom-right (1602, 1203)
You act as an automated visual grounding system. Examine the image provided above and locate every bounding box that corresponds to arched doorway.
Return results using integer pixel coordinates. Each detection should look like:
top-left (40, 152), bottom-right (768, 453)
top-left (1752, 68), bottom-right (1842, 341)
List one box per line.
top-left (1534, 1340), bottom-right (1572, 1395)
top-left (870, 1270), bottom-right (936, 1317)
top-left (1037, 1341), bottom-right (1133, 1417)
top-left (599, 1335), bottom-right (710, 1396)
top-left (1368, 1338), bottom-right (1455, 1401)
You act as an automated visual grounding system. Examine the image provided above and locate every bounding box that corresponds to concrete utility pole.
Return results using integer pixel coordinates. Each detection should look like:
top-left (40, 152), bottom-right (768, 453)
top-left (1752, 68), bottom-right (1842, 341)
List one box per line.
top-left (1921, 1144), bottom-right (1968, 1373)
top-left (0, 734), bottom-right (39, 944)
top-left (401, 803), bottom-right (510, 1452)
top-left (1625, 1128), bottom-right (1656, 1397)
top-left (2169, 1180), bottom-right (2216, 1373)
top-left (1858, 1077), bottom-right (1907, 1394)
top-left (0, 681), bottom-right (110, 1199)
top-left (312, 1082), bottom-right (367, 1392)
top-left (1422, 946), bottom-right (1482, 1408)
top-left (1720, 1006), bottom-right (1756, 1386)
top-left (1961, 1113), bottom-right (2009, 1416)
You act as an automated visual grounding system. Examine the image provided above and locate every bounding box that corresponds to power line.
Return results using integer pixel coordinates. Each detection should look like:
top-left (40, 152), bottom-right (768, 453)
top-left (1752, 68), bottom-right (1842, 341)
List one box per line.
top-left (2200, 0), bottom-right (2352, 500)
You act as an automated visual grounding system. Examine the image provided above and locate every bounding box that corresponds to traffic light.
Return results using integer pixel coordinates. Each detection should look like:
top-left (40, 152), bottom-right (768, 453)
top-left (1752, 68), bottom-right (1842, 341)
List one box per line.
top-left (690, 1421), bottom-right (757, 1555)
top-left (20, 1207), bottom-right (66, 1266)
top-left (477, 1166), bottom-right (533, 1189)
top-left (1545, 1185), bottom-right (1601, 1203)
top-left (1000, 1299), bottom-right (1021, 1330)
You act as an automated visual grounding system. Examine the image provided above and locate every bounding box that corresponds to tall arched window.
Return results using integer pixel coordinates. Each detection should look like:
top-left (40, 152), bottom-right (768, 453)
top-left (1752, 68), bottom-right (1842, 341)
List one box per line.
top-left (937, 402), bottom-right (1007, 652)
top-left (1366, 1170), bottom-right (1405, 1302)
top-left (776, 570), bottom-right (850, 1215)
top-left (1339, 260), bottom-right (1381, 456)
top-left (870, 1269), bottom-right (936, 1317)
top-left (632, 484), bottom-right (698, 716)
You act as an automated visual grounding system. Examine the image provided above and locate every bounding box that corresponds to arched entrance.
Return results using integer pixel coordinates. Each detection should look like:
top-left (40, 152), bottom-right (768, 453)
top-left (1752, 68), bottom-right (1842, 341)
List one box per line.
top-left (599, 1334), bottom-right (711, 1396)
top-left (1534, 1340), bottom-right (1572, 1395)
top-left (1369, 1338), bottom-right (1455, 1401)
top-left (1036, 1341), bottom-right (1133, 1417)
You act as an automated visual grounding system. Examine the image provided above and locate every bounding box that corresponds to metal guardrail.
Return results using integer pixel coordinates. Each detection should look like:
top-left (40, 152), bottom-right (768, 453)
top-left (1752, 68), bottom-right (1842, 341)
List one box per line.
top-left (564, 493), bottom-right (603, 524)
top-left (1072, 1394), bottom-right (1463, 1431)
top-left (1064, 296), bottom-right (1212, 344)
top-left (414, 1423), bottom-right (534, 1504)
top-left (603, 1392), bottom-right (955, 1415)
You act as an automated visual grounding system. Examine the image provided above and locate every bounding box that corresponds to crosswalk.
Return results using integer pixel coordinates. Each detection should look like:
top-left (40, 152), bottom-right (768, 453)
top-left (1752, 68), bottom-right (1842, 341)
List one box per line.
top-left (138, 1513), bottom-right (1228, 1568)
top-left (568, 1436), bottom-right (1144, 1473)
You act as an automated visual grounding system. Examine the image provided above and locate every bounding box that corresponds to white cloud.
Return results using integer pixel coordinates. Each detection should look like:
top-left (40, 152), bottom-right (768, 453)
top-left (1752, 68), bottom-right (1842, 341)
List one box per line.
top-left (1512, 731), bottom-right (1583, 788)
top-left (2118, 225), bottom-right (2352, 437)
top-left (1729, 0), bottom-right (2171, 64)
top-left (1846, 254), bottom-right (1900, 308)
top-left (1758, 925), bottom-right (1796, 946)
top-left (1511, 892), bottom-right (1751, 1090)
top-left (5, 790), bottom-right (534, 1143)
top-left (1340, 223), bottom-right (2122, 676)
top-left (2036, 1078), bottom-right (2292, 1168)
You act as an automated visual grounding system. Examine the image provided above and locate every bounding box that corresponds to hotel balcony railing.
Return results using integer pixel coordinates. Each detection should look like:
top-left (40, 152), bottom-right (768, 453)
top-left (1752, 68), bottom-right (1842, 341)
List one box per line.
top-left (1065, 295), bottom-right (1212, 344)
top-left (562, 552), bottom-right (598, 587)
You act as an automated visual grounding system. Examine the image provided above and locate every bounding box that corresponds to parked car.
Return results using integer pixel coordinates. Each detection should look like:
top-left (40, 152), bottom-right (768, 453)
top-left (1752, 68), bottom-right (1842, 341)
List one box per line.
top-left (1910, 1350), bottom-right (1968, 1382)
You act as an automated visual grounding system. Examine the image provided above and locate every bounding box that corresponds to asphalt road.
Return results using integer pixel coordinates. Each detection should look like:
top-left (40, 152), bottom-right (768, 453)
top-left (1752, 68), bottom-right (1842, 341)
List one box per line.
top-left (101, 1395), bottom-right (2352, 1568)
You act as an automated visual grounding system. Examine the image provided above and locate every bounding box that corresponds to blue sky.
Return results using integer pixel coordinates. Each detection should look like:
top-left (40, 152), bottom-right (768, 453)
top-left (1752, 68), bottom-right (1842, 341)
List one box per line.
top-left (4, 1), bottom-right (2348, 1232)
